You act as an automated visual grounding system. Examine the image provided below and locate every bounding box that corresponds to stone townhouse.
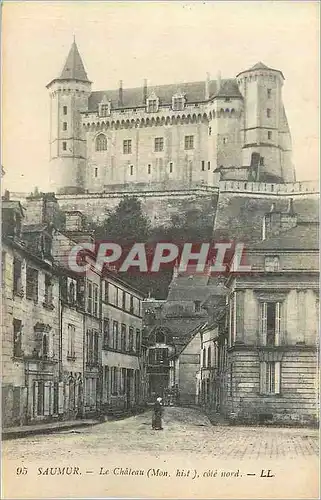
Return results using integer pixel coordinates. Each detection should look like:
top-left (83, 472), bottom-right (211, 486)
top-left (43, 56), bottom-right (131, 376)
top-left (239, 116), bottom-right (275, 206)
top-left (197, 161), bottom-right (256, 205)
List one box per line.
top-left (2, 192), bottom-right (149, 426)
top-left (2, 199), bottom-right (60, 426)
top-left (195, 284), bottom-right (228, 411)
top-left (101, 272), bottom-right (145, 416)
top-left (221, 199), bottom-right (319, 425)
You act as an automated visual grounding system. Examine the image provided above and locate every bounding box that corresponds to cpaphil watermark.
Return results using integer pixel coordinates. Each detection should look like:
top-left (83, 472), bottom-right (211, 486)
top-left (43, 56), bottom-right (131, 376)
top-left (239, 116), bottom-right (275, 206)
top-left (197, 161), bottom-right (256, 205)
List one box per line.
top-left (67, 241), bottom-right (252, 276)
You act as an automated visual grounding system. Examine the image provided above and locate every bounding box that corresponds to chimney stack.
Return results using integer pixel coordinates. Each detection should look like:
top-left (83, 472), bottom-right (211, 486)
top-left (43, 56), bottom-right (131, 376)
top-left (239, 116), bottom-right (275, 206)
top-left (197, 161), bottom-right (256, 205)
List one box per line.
top-left (217, 71), bottom-right (222, 91)
top-left (118, 80), bottom-right (123, 107)
top-left (262, 200), bottom-right (297, 241)
top-left (143, 79), bottom-right (148, 103)
top-left (205, 72), bottom-right (210, 100)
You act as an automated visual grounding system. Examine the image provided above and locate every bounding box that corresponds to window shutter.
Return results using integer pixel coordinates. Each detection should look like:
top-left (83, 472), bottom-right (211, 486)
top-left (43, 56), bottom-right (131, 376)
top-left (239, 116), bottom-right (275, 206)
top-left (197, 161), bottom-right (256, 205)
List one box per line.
top-left (44, 382), bottom-right (51, 416)
top-left (275, 302), bottom-right (281, 346)
top-left (261, 303), bottom-right (267, 345)
top-left (275, 361), bottom-right (281, 394)
top-left (260, 361), bottom-right (267, 394)
top-left (58, 382), bottom-right (64, 414)
top-left (33, 381), bottom-right (38, 417)
top-left (49, 381), bottom-right (54, 414)
top-left (65, 382), bottom-right (69, 410)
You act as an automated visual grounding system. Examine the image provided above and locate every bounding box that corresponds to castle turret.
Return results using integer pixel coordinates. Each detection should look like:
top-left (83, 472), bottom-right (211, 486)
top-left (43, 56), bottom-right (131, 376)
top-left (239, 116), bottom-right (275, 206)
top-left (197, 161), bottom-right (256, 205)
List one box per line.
top-left (46, 40), bottom-right (92, 194)
top-left (236, 62), bottom-right (295, 183)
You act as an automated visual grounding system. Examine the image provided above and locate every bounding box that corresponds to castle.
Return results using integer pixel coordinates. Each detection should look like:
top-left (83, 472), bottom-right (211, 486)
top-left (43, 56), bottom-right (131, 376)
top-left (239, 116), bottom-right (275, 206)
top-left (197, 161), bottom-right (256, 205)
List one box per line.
top-left (47, 40), bottom-right (295, 196)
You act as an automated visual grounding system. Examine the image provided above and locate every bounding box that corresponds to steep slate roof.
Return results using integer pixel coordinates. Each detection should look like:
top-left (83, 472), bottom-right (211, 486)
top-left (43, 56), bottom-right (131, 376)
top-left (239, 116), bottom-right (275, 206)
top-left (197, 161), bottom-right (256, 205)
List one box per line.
top-left (252, 222), bottom-right (319, 251)
top-left (215, 79), bottom-right (243, 98)
top-left (54, 41), bottom-right (90, 83)
top-left (213, 195), bottom-right (319, 245)
top-left (87, 78), bottom-right (241, 112)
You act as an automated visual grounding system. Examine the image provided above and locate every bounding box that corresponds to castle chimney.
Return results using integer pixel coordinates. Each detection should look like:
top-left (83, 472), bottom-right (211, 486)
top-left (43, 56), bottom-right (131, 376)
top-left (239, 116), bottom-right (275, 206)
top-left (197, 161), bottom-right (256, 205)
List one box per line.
top-left (118, 80), bottom-right (123, 107)
top-left (217, 71), bottom-right (222, 91)
top-left (3, 189), bottom-right (10, 201)
top-left (143, 79), bottom-right (148, 103)
top-left (205, 72), bottom-right (210, 100)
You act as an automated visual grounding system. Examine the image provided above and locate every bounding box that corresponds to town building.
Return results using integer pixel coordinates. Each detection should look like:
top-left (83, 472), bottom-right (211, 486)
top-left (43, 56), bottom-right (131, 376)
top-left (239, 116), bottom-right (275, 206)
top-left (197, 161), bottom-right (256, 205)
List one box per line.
top-left (47, 40), bottom-right (294, 196)
top-left (1, 192), bottom-right (147, 427)
top-left (220, 199), bottom-right (319, 425)
top-left (2, 197), bottom-right (60, 426)
top-left (100, 272), bottom-right (145, 416)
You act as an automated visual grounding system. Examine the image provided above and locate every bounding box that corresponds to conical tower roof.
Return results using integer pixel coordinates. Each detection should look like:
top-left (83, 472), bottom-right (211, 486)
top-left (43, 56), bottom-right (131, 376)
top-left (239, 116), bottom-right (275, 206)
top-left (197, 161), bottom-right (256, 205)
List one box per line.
top-left (47, 39), bottom-right (91, 87)
top-left (59, 40), bottom-right (90, 82)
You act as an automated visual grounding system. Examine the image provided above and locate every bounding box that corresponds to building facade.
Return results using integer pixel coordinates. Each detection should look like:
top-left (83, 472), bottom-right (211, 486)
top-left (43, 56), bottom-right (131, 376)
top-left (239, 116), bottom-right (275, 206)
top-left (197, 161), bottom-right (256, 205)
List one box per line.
top-left (100, 273), bottom-right (145, 416)
top-left (221, 200), bottom-right (319, 425)
top-left (1, 192), bottom-right (147, 427)
top-left (47, 41), bottom-right (295, 195)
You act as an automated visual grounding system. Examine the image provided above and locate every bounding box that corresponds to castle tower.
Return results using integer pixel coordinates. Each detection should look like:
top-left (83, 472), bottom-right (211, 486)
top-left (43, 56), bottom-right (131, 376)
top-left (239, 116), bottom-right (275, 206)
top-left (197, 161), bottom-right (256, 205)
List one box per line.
top-left (46, 40), bottom-right (92, 194)
top-left (207, 76), bottom-right (243, 183)
top-left (236, 62), bottom-right (295, 183)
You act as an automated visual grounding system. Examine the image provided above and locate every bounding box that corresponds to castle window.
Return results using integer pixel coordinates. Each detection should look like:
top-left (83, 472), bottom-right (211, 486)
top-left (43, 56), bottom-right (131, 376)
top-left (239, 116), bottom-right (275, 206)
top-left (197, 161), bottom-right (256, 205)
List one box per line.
top-left (223, 137), bottom-right (227, 144)
top-left (184, 135), bottom-right (194, 150)
top-left (224, 98), bottom-right (231, 102)
top-left (267, 108), bottom-right (271, 118)
top-left (63, 106), bottom-right (67, 115)
top-left (63, 122), bottom-right (67, 131)
top-left (207, 161), bottom-right (211, 170)
top-left (172, 95), bottom-right (185, 111)
top-left (130, 165), bottom-right (134, 175)
top-left (267, 89), bottom-right (272, 99)
top-left (94, 168), bottom-right (98, 178)
top-left (96, 134), bottom-right (107, 152)
top-left (148, 164), bottom-right (151, 175)
top-left (268, 131), bottom-right (272, 140)
top-left (62, 142), bottom-right (67, 151)
top-left (147, 99), bottom-right (158, 113)
top-left (169, 162), bottom-right (173, 173)
top-left (194, 300), bottom-right (201, 313)
top-left (260, 156), bottom-right (265, 166)
top-left (99, 104), bottom-right (110, 117)
top-left (154, 137), bottom-right (164, 152)
top-left (201, 161), bottom-right (205, 171)
top-left (123, 139), bottom-right (132, 154)
top-left (209, 127), bottom-right (212, 136)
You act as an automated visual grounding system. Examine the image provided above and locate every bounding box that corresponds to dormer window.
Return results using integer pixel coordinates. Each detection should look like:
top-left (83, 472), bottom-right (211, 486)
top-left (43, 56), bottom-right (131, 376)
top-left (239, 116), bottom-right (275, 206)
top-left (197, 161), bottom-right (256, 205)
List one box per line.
top-left (172, 94), bottom-right (185, 111)
top-left (146, 92), bottom-right (159, 113)
top-left (98, 99), bottom-right (111, 117)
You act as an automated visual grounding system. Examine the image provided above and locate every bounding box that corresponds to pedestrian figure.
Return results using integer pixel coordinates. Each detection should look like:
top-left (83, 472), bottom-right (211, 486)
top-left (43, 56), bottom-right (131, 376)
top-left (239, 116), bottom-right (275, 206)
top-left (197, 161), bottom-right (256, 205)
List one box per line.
top-left (152, 397), bottom-right (163, 430)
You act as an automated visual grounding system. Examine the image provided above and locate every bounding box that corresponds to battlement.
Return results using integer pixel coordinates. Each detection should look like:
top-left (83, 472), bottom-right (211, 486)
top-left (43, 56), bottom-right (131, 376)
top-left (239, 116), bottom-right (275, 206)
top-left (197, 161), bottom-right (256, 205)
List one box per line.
top-left (219, 180), bottom-right (319, 196)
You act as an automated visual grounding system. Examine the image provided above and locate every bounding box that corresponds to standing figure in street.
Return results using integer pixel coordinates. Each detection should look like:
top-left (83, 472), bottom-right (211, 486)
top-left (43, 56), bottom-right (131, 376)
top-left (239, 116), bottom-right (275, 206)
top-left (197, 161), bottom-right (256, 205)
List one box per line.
top-left (152, 397), bottom-right (163, 430)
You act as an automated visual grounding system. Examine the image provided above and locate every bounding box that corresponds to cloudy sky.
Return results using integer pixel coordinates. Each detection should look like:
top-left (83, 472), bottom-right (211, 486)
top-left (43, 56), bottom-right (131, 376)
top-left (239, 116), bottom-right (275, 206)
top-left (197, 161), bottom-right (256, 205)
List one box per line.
top-left (2, 1), bottom-right (319, 193)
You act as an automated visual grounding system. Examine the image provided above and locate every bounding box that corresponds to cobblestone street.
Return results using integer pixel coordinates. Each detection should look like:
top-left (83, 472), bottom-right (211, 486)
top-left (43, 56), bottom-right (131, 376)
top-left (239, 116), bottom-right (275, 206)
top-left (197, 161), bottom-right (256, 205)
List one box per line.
top-left (3, 407), bottom-right (319, 499)
top-left (3, 407), bottom-right (319, 461)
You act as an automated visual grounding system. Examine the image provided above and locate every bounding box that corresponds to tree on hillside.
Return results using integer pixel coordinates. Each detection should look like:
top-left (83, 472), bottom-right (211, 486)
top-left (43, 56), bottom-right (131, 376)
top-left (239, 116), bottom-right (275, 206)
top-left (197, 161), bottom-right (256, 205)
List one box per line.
top-left (92, 196), bottom-right (151, 244)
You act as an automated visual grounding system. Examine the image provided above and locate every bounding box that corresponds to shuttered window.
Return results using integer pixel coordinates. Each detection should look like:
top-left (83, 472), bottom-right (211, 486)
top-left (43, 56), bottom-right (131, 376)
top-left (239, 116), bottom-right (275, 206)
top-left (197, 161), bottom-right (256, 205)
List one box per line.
top-left (260, 302), bottom-right (281, 346)
top-left (260, 361), bottom-right (281, 395)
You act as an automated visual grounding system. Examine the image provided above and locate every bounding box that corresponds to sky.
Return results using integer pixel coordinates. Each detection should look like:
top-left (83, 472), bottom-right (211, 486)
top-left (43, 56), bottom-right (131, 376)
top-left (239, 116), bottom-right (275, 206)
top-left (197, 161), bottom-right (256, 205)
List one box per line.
top-left (1, 1), bottom-right (319, 193)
